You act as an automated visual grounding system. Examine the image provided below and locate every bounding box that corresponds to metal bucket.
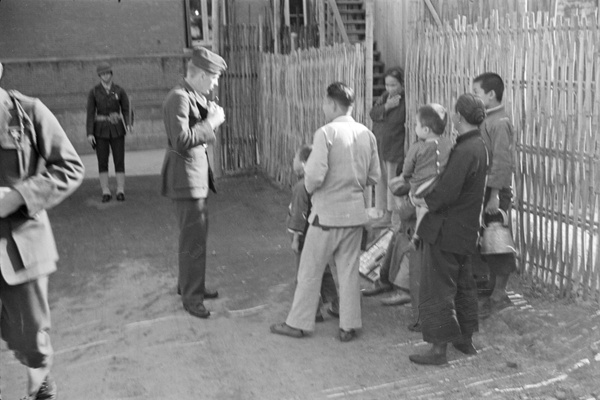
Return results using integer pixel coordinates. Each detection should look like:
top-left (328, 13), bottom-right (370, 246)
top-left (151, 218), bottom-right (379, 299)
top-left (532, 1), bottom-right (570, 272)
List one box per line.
top-left (480, 209), bottom-right (517, 255)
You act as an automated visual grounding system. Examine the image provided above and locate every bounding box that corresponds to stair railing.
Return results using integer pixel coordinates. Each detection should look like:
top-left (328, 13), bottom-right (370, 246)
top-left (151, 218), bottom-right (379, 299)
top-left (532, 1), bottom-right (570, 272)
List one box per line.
top-left (318, 0), bottom-right (350, 46)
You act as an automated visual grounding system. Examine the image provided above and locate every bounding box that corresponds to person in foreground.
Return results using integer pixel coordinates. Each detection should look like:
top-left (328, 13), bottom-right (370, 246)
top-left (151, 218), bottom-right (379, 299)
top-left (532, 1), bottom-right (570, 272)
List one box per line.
top-left (0, 62), bottom-right (85, 399)
top-left (409, 93), bottom-right (488, 365)
top-left (270, 82), bottom-right (380, 342)
top-left (161, 47), bottom-right (226, 319)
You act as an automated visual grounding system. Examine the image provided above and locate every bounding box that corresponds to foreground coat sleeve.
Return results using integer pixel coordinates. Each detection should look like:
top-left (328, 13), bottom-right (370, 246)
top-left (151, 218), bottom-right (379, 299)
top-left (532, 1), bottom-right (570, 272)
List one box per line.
top-left (14, 99), bottom-right (84, 216)
top-left (304, 128), bottom-right (329, 194)
top-left (164, 90), bottom-right (216, 153)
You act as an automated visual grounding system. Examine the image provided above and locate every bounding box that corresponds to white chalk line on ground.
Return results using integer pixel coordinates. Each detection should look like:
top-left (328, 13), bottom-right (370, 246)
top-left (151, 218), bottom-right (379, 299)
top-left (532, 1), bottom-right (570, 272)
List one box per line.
top-left (484, 356), bottom-right (595, 395)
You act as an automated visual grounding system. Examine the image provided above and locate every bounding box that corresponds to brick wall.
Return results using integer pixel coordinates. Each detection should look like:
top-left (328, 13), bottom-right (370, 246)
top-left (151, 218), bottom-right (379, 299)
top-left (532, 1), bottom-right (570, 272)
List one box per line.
top-left (0, 0), bottom-right (189, 154)
top-left (1, 56), bottom-right (188, 154)
top-left (0, 0), bottom-right (186, 59)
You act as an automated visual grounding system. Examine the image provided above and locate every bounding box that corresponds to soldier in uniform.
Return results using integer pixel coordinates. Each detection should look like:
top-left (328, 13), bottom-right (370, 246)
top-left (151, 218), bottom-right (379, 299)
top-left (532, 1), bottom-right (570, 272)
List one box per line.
top-left (161, 47), bottom-right (226, 319)
top-left (0, 62), bottom-right (84, 399)
top-left (86, 61), bottom-right (131, 203)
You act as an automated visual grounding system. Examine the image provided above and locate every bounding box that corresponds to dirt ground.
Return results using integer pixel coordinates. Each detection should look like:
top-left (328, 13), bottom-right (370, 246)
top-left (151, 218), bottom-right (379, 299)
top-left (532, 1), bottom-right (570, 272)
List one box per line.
top-left (1, 169), bottom-right (600, 400)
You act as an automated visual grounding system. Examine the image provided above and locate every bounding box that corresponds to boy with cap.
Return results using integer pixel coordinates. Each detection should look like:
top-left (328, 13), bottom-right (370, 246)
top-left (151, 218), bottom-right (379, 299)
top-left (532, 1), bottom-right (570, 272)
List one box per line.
top-left (86, 61), bottom-right (131, 202)
top-left (0, 62), bottom-right (84, 399)
top-left (161, 47), bottom-right (227, 319)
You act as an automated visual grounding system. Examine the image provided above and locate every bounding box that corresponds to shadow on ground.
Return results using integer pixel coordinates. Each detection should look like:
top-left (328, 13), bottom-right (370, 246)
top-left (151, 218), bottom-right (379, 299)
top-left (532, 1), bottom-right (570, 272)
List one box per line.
top-left (1, 174), bottom-right (599, 399)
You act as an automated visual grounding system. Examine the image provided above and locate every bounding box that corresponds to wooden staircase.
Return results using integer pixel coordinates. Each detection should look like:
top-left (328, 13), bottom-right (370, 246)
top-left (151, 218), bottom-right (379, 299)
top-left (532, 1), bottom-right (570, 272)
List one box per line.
top-left (334, 0), bottom-right (385, 100)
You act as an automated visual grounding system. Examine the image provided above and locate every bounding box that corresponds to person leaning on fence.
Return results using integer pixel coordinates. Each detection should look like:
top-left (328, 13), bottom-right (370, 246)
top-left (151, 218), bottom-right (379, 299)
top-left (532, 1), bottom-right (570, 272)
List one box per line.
top-left (161, 46), bottom-right (226, 319)
top-left (86, 61), bottom-right (132, 203)
top-left (270, 82), bottom-right (380, 342)
top-left (369, 67), bottom-right (406, 227)
top-left (408, 93), bottom-right (488, 366)
top-left (0, 62), bottom-right (85, 400)
top-left (287, 144), bottom-right (339, 322)
top-left (471, 72), bottom-right (517, 318)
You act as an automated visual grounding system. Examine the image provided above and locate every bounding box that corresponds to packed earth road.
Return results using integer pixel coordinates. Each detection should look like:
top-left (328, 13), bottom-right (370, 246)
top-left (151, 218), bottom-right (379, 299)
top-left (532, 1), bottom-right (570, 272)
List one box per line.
top-left (1, 151), bottom-right (599, 400)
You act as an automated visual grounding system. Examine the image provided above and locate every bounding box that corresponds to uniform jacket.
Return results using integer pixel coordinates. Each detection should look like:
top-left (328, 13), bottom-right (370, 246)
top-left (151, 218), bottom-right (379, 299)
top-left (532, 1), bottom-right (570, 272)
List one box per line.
top-left (305, 115), bottom-right (380, 227)
top-left (86, 83), bottom-right (130, 139)
top-left (418, 129), bottom-right (488, 255)
top-left (369, 91), bottom-right (406, 165)
top-left (480, 104), bottom-right (515, 189)
top-left (0, 90), bottom-right (84, 285)
top-left (161, 79), bottom-right (216, 200)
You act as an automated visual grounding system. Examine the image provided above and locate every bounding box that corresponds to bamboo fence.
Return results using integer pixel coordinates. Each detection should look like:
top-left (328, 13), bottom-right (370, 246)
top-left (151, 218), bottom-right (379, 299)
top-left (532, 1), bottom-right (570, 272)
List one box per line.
top-left (219, 23), bottom-right (273, 173)
top-left (406, 11), bottom-right (600, 302)
top-left (259, 43), bottom-right (366, 187)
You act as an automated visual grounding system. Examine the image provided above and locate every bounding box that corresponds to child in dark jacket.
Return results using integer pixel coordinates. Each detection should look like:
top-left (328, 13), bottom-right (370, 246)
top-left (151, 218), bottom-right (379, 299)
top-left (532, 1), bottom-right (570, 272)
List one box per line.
top-left (287, 144), bottom-right (339, 321)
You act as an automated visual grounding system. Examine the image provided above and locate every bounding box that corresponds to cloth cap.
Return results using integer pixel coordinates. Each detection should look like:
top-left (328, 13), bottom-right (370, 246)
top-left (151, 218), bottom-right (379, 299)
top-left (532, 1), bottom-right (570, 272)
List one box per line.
top-left (96, 62), bottom-right (112, 75)
top-left (191, 47), bottom-right (227, 74)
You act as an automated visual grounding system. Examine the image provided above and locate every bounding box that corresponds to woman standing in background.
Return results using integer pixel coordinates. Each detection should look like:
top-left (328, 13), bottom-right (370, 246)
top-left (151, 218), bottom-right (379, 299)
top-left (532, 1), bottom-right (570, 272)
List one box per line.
top-left (369, 67), bottom-right (406, 226)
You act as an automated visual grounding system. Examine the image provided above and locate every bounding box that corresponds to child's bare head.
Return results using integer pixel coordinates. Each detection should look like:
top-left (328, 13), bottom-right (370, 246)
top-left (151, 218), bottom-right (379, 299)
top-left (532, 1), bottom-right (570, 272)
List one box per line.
top-left (416, 103), bottom-right (448, 136)
top-left (293, 144), bottom-right (312, 177)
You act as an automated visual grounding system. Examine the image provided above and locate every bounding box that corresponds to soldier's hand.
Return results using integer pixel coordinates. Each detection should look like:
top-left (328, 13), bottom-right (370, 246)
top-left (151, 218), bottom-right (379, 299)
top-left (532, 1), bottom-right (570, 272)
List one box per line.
top-left (87, 135), bottom-right (96, 146)
top-left (0, 187), bottom-right (25, 218)
top-left (206, 103), bottom-right (225, 129)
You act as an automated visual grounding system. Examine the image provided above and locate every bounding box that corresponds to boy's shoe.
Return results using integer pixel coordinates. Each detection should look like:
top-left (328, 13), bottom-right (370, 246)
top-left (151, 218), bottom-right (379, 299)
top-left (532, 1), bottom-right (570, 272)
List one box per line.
top-left (381, 290), bottom-right (411, 306)
top-left (361, 280), bottom-right (393, 296)
top-left (315, 310), bottom-right (325, 323)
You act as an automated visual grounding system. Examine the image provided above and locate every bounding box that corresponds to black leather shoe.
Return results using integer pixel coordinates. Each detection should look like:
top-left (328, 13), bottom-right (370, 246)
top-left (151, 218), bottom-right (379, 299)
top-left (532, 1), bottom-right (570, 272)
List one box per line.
top-left (184, 304), bottom-right (210, 319)
top-left (101, 194), bottom-right (112, 203)
top-left (270, 323), bottom-right (304, 338)
top-left (409, 351), bottom-right (447, 365)
top-left (35, 375), bottom-right (57, 400)
top-left (452, 341), bottom-right (477, 355)
top-left (204, 289), bottom-right (219, 299)
top-left (116, 192), bottom-right (125, 201)
top-left (339, 328), bottom-right (357, 342)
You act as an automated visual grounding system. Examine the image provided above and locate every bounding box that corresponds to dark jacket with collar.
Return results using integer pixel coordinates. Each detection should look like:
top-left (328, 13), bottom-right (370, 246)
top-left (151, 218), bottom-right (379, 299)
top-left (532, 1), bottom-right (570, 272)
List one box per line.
top-left (161, 79), bottom-right (216, 200)
top-left (417, 129), bottom-right (488, 255)
top-left (86, 83), bottom-right (130, 139)
top-left (0, 89), bottom-right (84, 284)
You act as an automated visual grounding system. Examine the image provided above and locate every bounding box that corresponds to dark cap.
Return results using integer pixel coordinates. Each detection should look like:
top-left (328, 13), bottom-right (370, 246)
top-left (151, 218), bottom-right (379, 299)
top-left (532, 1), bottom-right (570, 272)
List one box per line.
top-left (96, 62), bottom-right (112, 75)
top-left (191, 47), bottom-right (227, 74)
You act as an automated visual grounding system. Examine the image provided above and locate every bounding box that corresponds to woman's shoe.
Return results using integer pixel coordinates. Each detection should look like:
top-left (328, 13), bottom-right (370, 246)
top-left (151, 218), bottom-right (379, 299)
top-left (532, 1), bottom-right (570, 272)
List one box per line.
top-left (116, 192), bottom-right (125, 201)
top-left (101, 194), bottom-right (112, 203)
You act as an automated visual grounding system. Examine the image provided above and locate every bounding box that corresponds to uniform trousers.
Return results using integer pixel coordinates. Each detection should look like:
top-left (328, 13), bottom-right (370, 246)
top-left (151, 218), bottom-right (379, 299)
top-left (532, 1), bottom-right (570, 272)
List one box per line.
top-left (286, 224), bottom-right (362, 332)
top-left (174, 198), bottom-right (208, 307)
top-left (0, 273), bottom-right (53, 368)
top-left (96, 135), bottom-right (125, 173)
top-left (418, 242), bottom-right (478, 344)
